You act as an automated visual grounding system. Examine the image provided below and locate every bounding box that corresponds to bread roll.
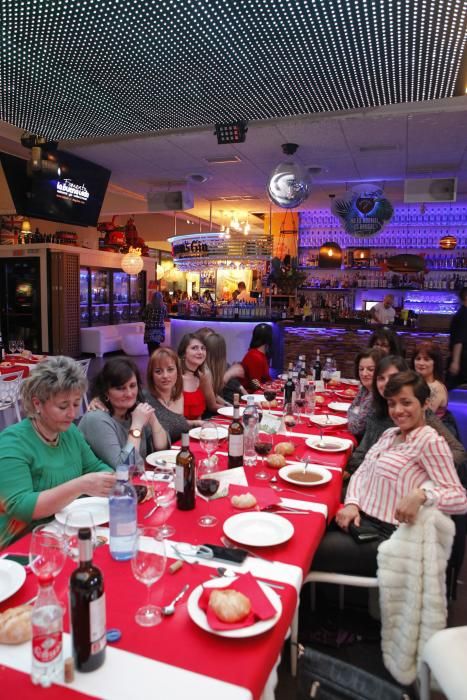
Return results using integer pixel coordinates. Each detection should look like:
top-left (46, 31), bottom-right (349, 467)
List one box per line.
top-left (266, 453), bottom-right (286, 469)
top-left (231, 493), bottom-right (257, 509)
top-left (275, 441), bottom-right (295, 456)
top-left (315, 395), bottom-right (325, 405)
top-left (0, 605), bottom-right (33, 644)
top-left (209, 589), bottom-right (251, 623)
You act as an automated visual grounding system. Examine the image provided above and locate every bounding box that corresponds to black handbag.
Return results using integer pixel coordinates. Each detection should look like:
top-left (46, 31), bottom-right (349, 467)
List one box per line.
top-left (297, 647), bottom-right (413, 700)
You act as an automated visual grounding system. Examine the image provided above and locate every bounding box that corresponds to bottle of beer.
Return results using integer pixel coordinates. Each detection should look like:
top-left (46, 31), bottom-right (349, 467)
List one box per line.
top-left (175, 433), bottom-right (195, 510)
top-left (228, 393), bottom-right (244, 469)
top-left (313, 349), bottom-right (322, 381)
top-left (284, 362), bottom-right (296, 405)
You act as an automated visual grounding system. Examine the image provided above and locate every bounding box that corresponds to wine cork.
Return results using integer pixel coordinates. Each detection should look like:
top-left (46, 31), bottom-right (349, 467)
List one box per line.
top-left (64, 657), bottom-right (75, 683)
top-left (169, 560), bottom-right (183, 574)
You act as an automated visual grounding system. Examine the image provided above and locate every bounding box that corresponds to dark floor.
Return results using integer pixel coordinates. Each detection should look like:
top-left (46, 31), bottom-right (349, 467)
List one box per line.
top-left (85, 353), bottom-right (466, 699)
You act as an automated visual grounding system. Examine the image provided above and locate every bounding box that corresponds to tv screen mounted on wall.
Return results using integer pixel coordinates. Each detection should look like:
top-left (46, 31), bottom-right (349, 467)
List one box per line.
top-left (0, 150), bottom-right (111, 227)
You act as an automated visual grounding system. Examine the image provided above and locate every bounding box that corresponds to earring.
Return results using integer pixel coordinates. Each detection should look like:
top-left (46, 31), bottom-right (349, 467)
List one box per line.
top-left (36, 409), bottom-right (41, 415)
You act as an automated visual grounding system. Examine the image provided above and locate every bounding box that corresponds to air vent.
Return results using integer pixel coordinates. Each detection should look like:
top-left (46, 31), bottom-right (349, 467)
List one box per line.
top-left (205, 155), bottom-right (242, 164)
top-left (404, 178), bottom-right (457, 203)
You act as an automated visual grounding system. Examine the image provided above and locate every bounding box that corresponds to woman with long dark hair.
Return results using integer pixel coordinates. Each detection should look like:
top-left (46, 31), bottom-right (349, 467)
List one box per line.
top-left (79, 357), bottom-right (168, 468)
top-left (177, 333), bottom-right (220, 419)
top-left (412, 340), bottom-right (448, 416)
top-left (241, 323), bottom-right (273, 392)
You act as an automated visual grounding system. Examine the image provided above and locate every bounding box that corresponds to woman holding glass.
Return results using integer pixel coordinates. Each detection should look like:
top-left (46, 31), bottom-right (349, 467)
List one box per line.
top-left (0, 356), bottom-right (115, 550)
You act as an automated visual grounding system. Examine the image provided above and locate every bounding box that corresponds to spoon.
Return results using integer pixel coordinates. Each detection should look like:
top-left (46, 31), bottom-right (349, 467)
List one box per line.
top-left (161, 584), bottom-right (190, 616)
top-left (270, 483), bottom-right (316, 498)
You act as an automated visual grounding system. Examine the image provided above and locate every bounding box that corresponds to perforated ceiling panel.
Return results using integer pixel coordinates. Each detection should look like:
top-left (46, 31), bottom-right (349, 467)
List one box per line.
top-left (1, 0), bottom-right (465, 140)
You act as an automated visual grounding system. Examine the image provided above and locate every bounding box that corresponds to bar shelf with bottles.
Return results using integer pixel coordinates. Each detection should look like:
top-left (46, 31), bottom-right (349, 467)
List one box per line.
top-left (80, 267), bottom-right (146, 327)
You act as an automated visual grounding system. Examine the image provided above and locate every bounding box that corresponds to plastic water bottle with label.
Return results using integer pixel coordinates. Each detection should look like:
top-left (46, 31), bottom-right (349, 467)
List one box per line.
top-left (243, 395), bottom-right (259, 467)
top-left (109, 464), bottom-right (137, 560)
top-left (31, 584), bottom-right (64, 687)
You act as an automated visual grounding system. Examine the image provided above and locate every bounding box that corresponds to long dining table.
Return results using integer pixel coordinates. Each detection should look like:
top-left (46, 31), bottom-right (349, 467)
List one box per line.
top-left (0, 383), bottom-right (357, 700)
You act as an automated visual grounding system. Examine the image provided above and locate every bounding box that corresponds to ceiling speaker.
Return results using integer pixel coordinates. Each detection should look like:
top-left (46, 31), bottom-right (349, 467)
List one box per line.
top-left (147, 190), bottom-right (194, 212)
top-left (403, 178), bottom-right (457, 203)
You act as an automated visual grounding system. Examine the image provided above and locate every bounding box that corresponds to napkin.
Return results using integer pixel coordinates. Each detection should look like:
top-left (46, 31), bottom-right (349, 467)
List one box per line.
top-left (228, 484), bottom-right (280, 510)
top-left (198, 572), bottom-right (277, 630)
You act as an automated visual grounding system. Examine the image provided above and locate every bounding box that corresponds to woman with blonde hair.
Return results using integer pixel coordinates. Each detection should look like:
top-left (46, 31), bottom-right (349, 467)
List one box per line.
top-left (146, 347), bottom-right (201, 442)
top-left (0, 356), bottom-right (115, 548)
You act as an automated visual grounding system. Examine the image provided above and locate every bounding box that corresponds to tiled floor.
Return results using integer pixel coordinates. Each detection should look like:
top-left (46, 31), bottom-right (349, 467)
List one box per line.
top-left (86, 353), bottom-right (466, 699)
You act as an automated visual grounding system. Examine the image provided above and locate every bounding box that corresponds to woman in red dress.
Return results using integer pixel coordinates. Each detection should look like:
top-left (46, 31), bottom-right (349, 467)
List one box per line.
top-left (241, 324), bottom-right (273, 392)
top-left (177, 334), bottom-right (219, 419)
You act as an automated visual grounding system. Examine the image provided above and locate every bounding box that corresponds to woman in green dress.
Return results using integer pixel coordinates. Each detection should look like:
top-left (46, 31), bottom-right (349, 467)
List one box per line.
top-left (0, 356), bottom-right (115, 549)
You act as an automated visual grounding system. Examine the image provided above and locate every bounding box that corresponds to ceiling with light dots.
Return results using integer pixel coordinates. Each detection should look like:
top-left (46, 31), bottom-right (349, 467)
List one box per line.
top-left (1, 0), bottom-right (466, 141)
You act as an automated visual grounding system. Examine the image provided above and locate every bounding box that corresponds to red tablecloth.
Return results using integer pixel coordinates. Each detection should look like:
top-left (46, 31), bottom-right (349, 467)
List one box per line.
top-left (0, 364), bottom-right (30, 378)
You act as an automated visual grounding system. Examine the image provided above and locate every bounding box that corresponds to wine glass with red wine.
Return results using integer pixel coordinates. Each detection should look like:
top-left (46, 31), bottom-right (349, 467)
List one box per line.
top-left (197, 459), bottom-right (220, 527)
top-left (263, 382), bottom-right (277, 413)
top-left (254, 430), bottom-right (274, 480)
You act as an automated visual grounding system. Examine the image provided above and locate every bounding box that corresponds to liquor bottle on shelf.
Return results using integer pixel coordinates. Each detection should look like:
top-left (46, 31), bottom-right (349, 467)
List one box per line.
top-left (0, 330), bottom-right (4, 361)
top-left (109, 465), bottom-right (137, 560)
top-left (31, 579), bottom-right (64, 687)
top-left (228, 393), bottom-right (244, 469)
top-left (313, 349), bottom-right (322, 381)
top-left (284, 362), bottom-right (296, 405)
top-left (69, 528), bottom-right (106, 672)
top-left (176, 432), bottom-right (196, 510)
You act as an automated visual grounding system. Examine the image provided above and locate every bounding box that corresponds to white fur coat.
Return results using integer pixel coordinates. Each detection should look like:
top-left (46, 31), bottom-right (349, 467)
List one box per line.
top-left (377, 507), bottom-right (455, 685)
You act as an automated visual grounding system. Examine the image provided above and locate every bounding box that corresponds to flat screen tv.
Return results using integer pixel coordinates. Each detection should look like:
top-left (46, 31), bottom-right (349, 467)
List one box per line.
top-left (0, 150), bottom-right (111, 227)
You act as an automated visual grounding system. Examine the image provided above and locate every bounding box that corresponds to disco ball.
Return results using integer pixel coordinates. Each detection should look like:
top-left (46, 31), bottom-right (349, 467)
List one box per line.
top-left (267, 161), bottom-right (310, 209)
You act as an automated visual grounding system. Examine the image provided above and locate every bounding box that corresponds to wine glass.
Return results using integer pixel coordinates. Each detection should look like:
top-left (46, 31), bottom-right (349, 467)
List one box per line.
top-left (199, 422), bottom-right (219, 467)
top-left (254, 430), bottom-right (274, 480)
top-left (8, 338), bottom-right (17, 354)
top-left (131, 527), bottom-right (167, 627)
top-left (29, 524), bottom-right (66, 585)
top-left (196, 458), bottom-right (220, 527)
top-left (283, 402), bottom-right (297, 433)
top-left (293, 396), bottom-right (307, 427)
top-left (16, 338), bottom-right (24, 354)
top-left (63, 511), bottom-right (97, 562)
top-left (263, 382), bottom-right (277, 413)
top-left (151, 465), bottom-right (176, 538)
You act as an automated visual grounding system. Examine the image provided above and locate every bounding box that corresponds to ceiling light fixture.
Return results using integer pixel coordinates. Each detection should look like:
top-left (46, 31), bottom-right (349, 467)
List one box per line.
top-left (214, 120), bottom-right (248, 144)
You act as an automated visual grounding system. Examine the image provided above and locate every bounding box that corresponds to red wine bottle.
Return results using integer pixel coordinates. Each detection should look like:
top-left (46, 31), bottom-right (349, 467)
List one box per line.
top-left (228, 393), bottom-right (244, 469)
top-left (69, 528), bottom-right (106, 672)
top-left (176, 432), bottom-right (196, 510)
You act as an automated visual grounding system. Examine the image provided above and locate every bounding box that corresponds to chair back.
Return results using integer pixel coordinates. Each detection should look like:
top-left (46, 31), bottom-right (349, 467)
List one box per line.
top-left (76, 358), bottom-right (91, 413)
top-left (0, 370), bottom-right (24, 424)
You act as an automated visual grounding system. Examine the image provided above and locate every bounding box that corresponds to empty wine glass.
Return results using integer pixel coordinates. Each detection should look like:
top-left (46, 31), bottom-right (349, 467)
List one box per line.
top-left (254, 430), bottom-right (274, 480)
top-left (196, 458), bottom-right (220, 527)
top-left (8, 339), bottom-right (17, 354)
top-left (29, 524), bottom-right (66, 585)
top-left (131, 527), bottom-right (167, 627)
top-left (16, 338), bottom-right (24, 354)
top-left (151, 465), bottom-right (176, 538)
top-left (63, 511), bottom-right (97, 562)
top-left (199, 422), bottom-right (219, 467)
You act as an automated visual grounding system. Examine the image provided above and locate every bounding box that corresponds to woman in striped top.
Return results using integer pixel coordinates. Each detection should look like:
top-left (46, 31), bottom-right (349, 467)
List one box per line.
top-left (313, 370), bottom-right (467, 577)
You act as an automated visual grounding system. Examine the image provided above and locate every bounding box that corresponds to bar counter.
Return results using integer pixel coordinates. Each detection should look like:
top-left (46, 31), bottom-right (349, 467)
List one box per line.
top-left (169, 315), bottom-right (450, 374)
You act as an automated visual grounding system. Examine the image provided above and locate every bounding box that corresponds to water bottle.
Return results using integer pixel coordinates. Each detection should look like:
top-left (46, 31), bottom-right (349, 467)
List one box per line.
top-left (243, 396), bottom-right (259, 468)
top-left (31, 581), bottom-right (64, 687)
top-left (109, 465), bottom-right (137, 561)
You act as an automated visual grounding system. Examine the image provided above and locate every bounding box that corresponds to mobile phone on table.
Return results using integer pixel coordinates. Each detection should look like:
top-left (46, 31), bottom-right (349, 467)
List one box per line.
top-left (202, 544), bottom-right (248, 564)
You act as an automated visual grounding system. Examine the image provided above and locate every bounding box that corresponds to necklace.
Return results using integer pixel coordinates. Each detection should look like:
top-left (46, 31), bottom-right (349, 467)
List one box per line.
top-left (32, 418), bottom-right (59, 447)
top-left (158, 395), bottom-right (173, 409)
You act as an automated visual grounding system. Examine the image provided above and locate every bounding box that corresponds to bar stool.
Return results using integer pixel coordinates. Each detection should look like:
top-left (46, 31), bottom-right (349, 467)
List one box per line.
top-left (419, 626), bottom-right (467, 699)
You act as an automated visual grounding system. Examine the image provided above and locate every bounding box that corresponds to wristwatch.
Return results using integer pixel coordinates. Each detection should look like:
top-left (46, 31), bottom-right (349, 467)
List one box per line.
top-left (129, 427), bottom-right (142, 438)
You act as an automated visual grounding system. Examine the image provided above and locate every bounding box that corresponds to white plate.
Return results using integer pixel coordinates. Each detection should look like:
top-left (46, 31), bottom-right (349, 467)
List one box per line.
top-left (0, 560), bottom-right (26, 603)
top-left (305, 436), bottom-right (350, 453)
top-left (55, 497), bottom-right (109, 526)
top-left (240, 394), bottom-right (266, 404)
top-left (223, 512), bottom-right (294, 547)
top-left (189, 426), bottom-right (229, 440)
top-left (217, 405), bottom-right (246, 418)
top-left (309, 414), bottom-right (347, 427)
top-left (145, 450), bottom-right (178, 467)
top-left (187, 576), bottom-right (282, 638)
top-left (340, 378), bottom-right (359, 386)
top-left (328, 401), bottom-right (352, 412)
top-left (278, 463), bottom-right (332, 487)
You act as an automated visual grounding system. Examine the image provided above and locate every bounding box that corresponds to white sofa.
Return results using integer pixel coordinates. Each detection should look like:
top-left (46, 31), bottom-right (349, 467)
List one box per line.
top-left (80, 323), bottom-right (145, 357)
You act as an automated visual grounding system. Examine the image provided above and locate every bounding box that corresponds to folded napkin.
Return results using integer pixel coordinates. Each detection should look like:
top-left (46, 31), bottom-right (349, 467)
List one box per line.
top-left (228, 483), bottom-right (280, 510)
top-left (198, 572), bottom-right (277, 630)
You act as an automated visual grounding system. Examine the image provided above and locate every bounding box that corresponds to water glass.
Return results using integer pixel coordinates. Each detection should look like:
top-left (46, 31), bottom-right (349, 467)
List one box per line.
top-left (151, 465), bottom-right (176, 538)
top-left (131, 527), bottom-right (166, 627)
top-left (63, 511), bottom-right (97, 562)
top-left (199, 422), bottom-right (219, 467)
top-left (29, 524), bottom-right (66, 584)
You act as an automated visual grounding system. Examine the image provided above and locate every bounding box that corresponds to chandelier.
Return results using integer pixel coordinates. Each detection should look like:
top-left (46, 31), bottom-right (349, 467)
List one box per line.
top-left (121, 247), bottom-right (144, 274)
